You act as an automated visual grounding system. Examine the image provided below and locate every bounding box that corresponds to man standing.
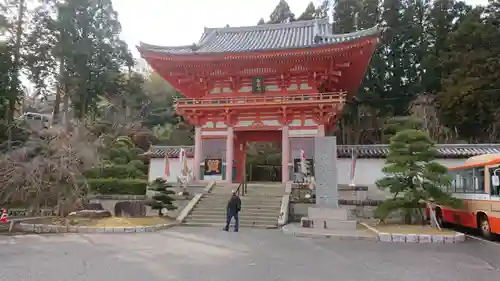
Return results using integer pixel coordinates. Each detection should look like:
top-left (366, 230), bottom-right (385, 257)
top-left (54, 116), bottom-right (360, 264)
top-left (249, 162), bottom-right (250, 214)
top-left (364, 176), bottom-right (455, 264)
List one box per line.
top-left (223, 190), bottom-right (241, 232)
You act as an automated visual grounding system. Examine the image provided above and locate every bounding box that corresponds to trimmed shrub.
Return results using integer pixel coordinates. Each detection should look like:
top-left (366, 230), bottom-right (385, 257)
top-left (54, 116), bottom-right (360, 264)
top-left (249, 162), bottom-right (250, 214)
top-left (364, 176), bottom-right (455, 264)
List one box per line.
top-left (84, 165), bottom-right (146, 179)
top-left (86, 178), bottom-right (148, 195)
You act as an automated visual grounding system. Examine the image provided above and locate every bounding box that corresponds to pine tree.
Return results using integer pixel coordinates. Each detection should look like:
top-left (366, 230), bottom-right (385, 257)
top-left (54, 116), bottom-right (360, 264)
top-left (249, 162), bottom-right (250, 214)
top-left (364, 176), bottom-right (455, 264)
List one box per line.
top-left (147, 178), bottom-right (177, 216)
top-left (332, 0), bottom-right (359, 33)
top-left (435, 7), bottom-right (500, 142)
top-left (375, 128), bottom-right (461, 224)
top-left (315, 0), bottom-right (330, 19)
top-left (298, 2), bottom-right (316, 21)
top-left (268, 0), bottom-right (296, 23)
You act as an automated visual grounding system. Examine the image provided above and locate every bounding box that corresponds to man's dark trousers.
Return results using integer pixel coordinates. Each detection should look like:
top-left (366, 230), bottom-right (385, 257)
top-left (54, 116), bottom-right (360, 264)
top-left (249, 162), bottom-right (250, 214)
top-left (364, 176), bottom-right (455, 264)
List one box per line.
top-left (225, 209), bottom-right (239, 231)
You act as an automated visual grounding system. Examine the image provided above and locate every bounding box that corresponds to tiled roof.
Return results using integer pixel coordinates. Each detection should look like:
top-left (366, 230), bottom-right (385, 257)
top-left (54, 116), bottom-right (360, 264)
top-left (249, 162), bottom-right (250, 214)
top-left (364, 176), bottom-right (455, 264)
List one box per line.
top-left (145, 146), bottom-right (195, 158)
top-left (138, 19), bottom-right (381, 55)
top-left (336, 144), bottom-right (500, 158)
top-left (145, 144), bottom-right (500, 159)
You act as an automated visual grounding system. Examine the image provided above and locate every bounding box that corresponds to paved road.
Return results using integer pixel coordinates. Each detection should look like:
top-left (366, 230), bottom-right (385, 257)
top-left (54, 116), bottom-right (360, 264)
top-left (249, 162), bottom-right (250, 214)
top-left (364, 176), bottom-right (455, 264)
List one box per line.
top-left (1, 227), bottom-right (500, 281)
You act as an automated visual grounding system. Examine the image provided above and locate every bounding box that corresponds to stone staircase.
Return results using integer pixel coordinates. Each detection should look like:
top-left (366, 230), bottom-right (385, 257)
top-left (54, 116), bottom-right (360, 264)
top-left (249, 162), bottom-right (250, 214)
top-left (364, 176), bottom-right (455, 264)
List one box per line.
top-left (184, 183), bottom-right (284, 228)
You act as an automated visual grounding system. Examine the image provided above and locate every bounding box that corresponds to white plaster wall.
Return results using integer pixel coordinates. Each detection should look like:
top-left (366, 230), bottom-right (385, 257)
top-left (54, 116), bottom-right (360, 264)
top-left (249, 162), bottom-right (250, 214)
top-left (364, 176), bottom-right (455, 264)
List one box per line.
top-left (337, 158), bottom-right (466, 186)
top-left (149, 157), bottom-right (467, 187)
top-left (149, 158), bottom-right (194, 182)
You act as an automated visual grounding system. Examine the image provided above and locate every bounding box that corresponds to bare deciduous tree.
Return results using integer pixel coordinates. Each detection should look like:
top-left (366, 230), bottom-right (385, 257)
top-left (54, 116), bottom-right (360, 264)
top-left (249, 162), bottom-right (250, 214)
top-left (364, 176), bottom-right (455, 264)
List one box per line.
top-left (0, 128), bottom-right (100, 215)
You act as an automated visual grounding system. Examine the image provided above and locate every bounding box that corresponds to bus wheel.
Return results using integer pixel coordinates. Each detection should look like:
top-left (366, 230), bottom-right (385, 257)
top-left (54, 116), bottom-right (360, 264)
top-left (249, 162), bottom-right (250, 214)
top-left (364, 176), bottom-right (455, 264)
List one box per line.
top-left (478, 214), bottom-right (492, 240)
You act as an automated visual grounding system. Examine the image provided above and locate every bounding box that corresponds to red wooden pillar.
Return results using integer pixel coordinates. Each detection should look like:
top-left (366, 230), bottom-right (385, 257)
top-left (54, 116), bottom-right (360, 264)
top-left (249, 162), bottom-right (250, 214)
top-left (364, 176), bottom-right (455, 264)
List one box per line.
top-left (234, 132), bottom-right (246, 183)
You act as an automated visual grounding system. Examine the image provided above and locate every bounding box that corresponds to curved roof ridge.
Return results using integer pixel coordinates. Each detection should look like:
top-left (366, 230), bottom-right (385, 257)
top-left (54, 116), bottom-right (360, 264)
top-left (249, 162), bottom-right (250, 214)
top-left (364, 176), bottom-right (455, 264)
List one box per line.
top-left (203, 19), bottom-right (327, 34)
top-left (138, 20), bottom-right (381, 55)
top-left (138, 41), bottom-right (194, 50)
top-left (317, 25), bottom-right (381, 39)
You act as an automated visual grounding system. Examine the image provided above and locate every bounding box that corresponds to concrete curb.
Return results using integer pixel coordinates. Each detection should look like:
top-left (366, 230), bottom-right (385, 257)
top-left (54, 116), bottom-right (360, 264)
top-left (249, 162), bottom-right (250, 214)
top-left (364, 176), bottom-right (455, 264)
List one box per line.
top-left (281, 226), bottom-right (378, 241)
top-left (359, 222), bottom-right (466, 244)
top-left (176, 181), bottom-right (216, 223)
top-left (17, 222), bottom-right (179, 234)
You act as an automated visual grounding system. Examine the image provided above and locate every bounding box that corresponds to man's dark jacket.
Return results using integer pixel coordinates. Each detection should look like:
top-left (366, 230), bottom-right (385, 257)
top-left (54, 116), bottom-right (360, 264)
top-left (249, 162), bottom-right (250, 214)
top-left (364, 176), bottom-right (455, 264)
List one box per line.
top-left (227, 195), bottom-right (241, 214)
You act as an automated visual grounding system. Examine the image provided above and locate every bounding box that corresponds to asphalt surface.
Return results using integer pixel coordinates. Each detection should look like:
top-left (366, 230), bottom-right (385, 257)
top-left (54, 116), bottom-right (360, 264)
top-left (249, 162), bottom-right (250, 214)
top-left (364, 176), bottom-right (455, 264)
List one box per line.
top-left (1, 227), bottom-right (500, 281)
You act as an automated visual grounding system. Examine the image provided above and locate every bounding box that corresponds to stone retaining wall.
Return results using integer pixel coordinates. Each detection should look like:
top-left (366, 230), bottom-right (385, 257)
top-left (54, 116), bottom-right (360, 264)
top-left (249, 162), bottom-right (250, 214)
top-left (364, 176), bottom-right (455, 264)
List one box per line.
top-left (17, 222), bottom-right (178, 234)
top-left (377, 232), bottom-right (466, 243)
top-left (361, 223), bottom-right (466, 244)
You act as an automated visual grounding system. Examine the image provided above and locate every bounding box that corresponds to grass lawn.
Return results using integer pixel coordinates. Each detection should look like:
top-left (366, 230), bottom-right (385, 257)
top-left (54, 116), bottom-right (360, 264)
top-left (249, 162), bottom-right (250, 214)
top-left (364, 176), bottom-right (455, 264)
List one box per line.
top-left (371, 223), bottom-right (457, 235)
top-left (87, 217), bottom-right (175, 227)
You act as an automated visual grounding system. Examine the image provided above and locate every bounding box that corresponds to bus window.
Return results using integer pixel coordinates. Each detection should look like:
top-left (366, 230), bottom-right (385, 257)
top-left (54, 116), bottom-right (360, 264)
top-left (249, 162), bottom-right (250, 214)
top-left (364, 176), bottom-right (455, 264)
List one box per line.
top-left (473, 167), bottom-right (485, 193)
top-left (490, 167), bottom-right (500, 196)
top-left (464, 169), bottom-right (475, 193)
top-left (455, 172), bottom-right (464, 193)
top-left (448, 170), bottom-right (456, 193)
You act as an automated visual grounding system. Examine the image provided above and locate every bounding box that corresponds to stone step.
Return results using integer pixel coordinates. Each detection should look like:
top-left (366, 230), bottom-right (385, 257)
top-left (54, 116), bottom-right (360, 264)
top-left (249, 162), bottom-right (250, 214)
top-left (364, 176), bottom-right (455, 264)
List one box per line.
top-left (188, 215), bottom-right (277, 222)
top-left (203, 194), bottom-right (283, 201)
top-left (191, 209), bottom-right (280, 215)
top-left (204, 195), bottom-right (283, 199)
top-left (182, 222), bottom-right (278, 229)
top-left (198, 201), bottom-right (282, 207)
top-left (196, 206), bottom-right (281, 212)
top-left (193, 209), bottom-right (280, 215)
top-left (210, 189), bottom-right (285, 194)
top-left (195, 200), bottom-right (281, 207)
top-left (189, 213), bottom-right (278, 220)
top-left (199, 199), bottom-right (282, 205)
top-left (186, 217), bottom-right (277, 226)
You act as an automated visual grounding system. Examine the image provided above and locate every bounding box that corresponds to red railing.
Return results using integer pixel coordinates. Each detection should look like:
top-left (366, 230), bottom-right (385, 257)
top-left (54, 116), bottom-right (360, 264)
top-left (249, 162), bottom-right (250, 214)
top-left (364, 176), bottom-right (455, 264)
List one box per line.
top-left (174, 92), bottom-right (347, 108)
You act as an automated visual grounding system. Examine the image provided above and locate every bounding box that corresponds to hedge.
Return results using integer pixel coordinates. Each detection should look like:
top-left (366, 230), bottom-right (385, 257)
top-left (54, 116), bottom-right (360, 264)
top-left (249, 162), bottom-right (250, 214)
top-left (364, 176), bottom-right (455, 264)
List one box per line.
top-left (86, 178), bottom-right (148, 195)
top-left (84, 164), bottom-right (146, 179)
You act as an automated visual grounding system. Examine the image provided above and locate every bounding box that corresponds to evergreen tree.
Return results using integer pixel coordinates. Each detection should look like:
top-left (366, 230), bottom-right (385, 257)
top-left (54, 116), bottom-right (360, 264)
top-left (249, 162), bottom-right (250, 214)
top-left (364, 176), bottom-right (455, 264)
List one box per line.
top-left (375, 128), bottom-right (461, 224)
top-left (435, 7), bottom-right (500, 142)
top-left (147, 178), bottom-right (177, 216)
top-left (298, 2), bottom-right (316, 21)
top-left (63, 0), bottom-right (133, 120)
top-left (332, 0), bottom-right (359, 33)
top-left (315, 0), bottom-right (330, 19)
top-left (421, 0), bottom-right (458, 96)
top-left (268, 0), bottom-right (295, 23)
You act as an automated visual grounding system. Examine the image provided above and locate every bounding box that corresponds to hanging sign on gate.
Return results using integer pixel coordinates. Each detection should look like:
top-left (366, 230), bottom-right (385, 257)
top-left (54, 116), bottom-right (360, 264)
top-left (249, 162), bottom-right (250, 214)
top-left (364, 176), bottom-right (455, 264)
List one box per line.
top-left (204, 158), bottom-right (222, 176)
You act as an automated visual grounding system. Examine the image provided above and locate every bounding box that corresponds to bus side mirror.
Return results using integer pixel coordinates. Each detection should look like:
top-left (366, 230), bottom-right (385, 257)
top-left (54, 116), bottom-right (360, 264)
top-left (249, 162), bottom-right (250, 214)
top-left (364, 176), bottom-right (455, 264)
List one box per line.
top-left (492, 175), bottom-right (500, 187)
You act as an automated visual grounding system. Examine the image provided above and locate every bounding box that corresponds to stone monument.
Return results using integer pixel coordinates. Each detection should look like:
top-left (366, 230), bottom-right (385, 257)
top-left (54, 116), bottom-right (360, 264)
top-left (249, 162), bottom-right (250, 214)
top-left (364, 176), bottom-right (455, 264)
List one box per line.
top-left (301, 136), bottom-right (357, 230)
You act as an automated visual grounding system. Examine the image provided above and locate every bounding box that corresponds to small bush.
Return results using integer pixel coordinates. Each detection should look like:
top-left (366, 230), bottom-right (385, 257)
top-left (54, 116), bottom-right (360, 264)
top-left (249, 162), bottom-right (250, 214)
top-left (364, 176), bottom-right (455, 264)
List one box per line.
top-left (146, 178), bottom-right (177, 216)
top-left (86, 178), bottom-right (148, 195)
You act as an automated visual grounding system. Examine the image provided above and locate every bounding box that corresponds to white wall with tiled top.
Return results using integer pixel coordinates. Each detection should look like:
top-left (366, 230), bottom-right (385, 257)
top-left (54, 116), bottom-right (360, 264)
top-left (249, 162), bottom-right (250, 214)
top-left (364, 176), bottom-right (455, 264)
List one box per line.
top-left (149, 157), bottom-right (467, 190)
top-left (337, 158), bottom-right (467, 199)
top-left (338, 158), bottom-right (466, 186)
top-left (149, 158), bottom-right (194, 182)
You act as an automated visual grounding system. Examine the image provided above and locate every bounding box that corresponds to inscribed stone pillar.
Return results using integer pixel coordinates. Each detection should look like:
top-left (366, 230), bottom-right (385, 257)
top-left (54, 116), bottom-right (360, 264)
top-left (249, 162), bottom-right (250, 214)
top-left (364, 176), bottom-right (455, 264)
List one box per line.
top-left (281, 126), bottom-right (290, 183)
top-left (193, 126), bottom-right (202, 180)
top-left (317, 125), bottom-right (325, 137)
top-left (226, 126), bottom-right (234, 183)
top-left (314, 136), bottom-right (338, 208)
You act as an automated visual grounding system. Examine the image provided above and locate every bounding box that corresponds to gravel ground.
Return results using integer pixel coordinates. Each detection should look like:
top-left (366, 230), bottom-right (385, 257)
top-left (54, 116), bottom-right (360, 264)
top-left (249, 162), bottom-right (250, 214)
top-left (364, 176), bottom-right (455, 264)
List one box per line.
top-left (1, 226), bottom-right (499, 281)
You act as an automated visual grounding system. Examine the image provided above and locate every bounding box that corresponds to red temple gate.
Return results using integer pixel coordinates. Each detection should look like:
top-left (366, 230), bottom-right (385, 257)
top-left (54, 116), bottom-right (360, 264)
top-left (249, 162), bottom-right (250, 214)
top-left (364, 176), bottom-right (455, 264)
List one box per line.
top-left (139, 19), bottom-right (381, 183)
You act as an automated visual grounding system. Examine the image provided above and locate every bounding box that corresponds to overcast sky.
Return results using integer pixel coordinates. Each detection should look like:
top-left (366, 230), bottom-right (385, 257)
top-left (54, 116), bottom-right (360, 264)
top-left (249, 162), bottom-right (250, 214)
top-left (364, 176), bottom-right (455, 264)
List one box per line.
top-left (111, 0), bottom-right (490, 57)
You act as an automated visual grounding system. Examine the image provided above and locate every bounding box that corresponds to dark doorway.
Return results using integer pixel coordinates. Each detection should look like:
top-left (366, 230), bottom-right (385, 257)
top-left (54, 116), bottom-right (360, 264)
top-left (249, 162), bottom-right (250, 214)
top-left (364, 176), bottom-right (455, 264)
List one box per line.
top-left (246, 142), bottom-right (282, 182)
